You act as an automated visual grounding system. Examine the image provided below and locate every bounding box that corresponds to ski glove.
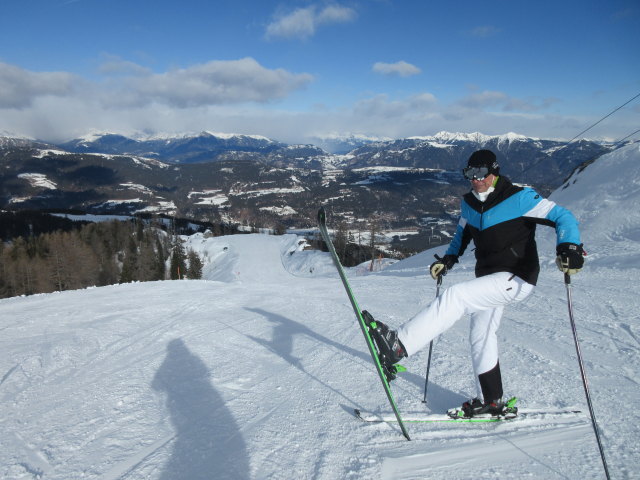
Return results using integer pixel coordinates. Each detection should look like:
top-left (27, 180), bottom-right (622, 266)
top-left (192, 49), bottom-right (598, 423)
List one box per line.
top-left (430, 254), bottom-right (458, 280)
top-left (556, 243), bottom-right (585, 275)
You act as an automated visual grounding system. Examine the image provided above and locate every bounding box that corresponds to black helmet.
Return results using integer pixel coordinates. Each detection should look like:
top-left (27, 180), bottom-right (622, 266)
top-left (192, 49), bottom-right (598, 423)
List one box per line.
top-left (463, 149), bottom-right (500, 180)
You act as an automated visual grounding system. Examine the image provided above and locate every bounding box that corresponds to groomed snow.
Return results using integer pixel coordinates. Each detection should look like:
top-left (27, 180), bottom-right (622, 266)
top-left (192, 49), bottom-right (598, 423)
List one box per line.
top-left (17, 173), bottom-right (57, 190)
top-left (1, 144), bottom-right (639, 479)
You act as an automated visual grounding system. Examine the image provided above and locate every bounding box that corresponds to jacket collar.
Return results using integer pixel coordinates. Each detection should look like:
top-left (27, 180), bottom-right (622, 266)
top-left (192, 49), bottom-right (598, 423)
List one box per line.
top-left (465, 176), bottom-right (511, 210)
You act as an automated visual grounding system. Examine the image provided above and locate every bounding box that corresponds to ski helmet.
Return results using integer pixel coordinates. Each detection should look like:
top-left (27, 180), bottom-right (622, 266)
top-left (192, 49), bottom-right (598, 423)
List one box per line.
top-left (463, 149), bottom-right (500, 180)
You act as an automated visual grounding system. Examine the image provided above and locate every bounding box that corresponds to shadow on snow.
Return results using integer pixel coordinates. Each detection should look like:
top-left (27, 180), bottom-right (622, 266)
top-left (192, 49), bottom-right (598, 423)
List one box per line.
top-left (152, 338), bottom-right (250, 480)
top-left (245, 307), bottom-right (465, 414)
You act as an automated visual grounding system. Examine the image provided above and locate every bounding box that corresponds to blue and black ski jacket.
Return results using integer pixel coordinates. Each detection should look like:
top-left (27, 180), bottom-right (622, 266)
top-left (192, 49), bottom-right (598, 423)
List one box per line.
top-left (446, 176), bottom-right (580, 285)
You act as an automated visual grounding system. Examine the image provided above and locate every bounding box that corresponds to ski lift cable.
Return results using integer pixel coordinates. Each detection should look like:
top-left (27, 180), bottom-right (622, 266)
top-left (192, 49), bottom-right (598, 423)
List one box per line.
top-left (555, 128), bottom-right (640, 188)
top-left (519, 92), bottom-right (640, 177)
top-left (565, 91), bottom-right (640, 145)
top-left (612, 127), bottom-right (640, 147)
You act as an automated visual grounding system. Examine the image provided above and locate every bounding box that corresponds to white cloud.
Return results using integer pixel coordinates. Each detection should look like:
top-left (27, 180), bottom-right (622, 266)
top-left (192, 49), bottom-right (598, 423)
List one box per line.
top-left (265, 4), bottom-right (356, 40)
top-left (317, 4), bottom-right (356, 24)
top-left (372, 61), bottom-right (421, 77)
top-left (353, 93), bottom-right (436, 118)
top-left (0, 62), bottom-right (78, 109)
top-left (117, 58), bottom-right (315, 108)
top-left (0, 58), bottom-right (315, 141)
top-left (0, 58), bottom-right (314, 112)
top-left (457, 89), bottom-right (559, 112)
top-left (458, 90), bottom-right (508, 109)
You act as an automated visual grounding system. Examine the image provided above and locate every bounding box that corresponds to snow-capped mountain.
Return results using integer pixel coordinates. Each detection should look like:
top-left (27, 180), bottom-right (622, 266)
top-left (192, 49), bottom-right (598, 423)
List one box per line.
top-left (50, 131), bottom-right (617, 186)
top-left (0, 130), bottom-right (626, 238)
top-left (307, 133), bottom-right (392, 154)
top-left (58, 131), bottom-right (288, 164)
top-left (417, 131), bottom-right (530, 144)
top-left (0, 135), bottom-right (51, 149)
top-left (342, 132), bottom-right (614, 187)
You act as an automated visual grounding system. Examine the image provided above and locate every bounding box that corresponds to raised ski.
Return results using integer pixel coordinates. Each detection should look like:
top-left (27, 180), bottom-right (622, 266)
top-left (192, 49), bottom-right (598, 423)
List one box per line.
top-left (317, 206), bottom-right (410, 440)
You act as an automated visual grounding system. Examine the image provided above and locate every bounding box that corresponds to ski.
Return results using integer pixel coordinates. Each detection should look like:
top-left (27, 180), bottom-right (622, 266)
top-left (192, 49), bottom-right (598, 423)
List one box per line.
top-left (354, 408), bottom-right (582, 424)
top-left (317, 206), bottom-right (411, 441)
top-left (355, 408), bottom-right (514, 424)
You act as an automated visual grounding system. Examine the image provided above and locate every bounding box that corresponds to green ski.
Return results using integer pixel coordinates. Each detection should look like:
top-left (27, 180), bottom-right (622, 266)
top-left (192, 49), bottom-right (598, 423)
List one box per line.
top-left (355, 397), bottom-right (582, 424)
top-left (317, 207), bottom-right (410, 440)
top-left (355, 409), bottom-right (517, 424)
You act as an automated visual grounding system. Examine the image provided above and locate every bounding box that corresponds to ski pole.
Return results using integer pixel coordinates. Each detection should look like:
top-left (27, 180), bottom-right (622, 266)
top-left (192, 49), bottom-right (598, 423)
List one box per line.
top-left (422, 274), bottom-right (442, 404)
top-left (564, 273), bottom-right (611, 480)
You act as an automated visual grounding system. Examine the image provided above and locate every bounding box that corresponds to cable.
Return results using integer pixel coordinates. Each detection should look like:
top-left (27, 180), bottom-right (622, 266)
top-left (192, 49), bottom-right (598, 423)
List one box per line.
top-left (565, 91), bottom-right (640, 145)
top-left (612, 127), bottom-right (640, 147)
top-left (519, 92), bottom-right (640, 178)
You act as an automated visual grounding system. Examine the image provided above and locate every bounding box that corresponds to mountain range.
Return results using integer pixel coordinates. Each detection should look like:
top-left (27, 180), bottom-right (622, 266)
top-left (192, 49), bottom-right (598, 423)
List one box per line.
top-left (0, 130), bottom-right (622, 249)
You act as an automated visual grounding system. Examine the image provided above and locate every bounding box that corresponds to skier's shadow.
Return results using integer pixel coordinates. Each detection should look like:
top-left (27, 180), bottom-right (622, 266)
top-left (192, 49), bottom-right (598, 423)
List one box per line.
top-left (246, 307), bottom-right (465, 412)
top-left (245, 307), bottom-right (371, 366)
top-left (152, 338), bottom-right (250, 480)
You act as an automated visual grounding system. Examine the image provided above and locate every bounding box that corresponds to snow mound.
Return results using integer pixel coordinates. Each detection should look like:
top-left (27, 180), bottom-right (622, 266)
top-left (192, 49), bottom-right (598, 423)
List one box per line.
top-left (539, 142), bottom-right (640, 268)
top-left (182, 233), bottom-right (336, 283)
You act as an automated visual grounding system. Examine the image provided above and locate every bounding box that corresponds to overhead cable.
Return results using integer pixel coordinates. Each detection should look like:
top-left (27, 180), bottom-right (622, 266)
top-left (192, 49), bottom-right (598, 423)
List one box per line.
top-left (565, 91), bottom-right (640, 145)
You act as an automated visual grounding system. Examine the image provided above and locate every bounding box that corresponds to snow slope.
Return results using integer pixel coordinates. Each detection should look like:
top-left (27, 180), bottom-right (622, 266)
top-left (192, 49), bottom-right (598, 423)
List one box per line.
top-left (1, 143), bottom-right (639, 479)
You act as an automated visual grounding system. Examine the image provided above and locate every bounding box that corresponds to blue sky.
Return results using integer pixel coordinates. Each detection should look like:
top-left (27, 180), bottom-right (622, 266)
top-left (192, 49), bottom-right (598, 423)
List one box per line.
top-left (0, 0), bottom-right (638, 144)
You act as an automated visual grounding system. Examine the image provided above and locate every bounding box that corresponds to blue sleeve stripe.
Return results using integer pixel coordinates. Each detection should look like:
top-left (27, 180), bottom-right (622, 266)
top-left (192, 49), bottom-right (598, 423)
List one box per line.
top-left (446, 222), bottom-right (466, 255)
top-left (547, 205), bottom-right (581, 244)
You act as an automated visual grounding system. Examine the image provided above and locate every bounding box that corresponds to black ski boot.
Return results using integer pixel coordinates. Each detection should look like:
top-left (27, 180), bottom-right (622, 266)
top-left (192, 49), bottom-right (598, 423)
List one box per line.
top-left (448, 397), bottom-right (518, 419)
top-left (362, 310), bottom-right (407, 381)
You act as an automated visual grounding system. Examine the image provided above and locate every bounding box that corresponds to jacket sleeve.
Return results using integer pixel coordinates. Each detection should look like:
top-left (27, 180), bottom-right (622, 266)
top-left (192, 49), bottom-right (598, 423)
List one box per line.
top-left (445, 201), bottom-right (473, 257)
top-left (520, 188), bottom-right (581, 245)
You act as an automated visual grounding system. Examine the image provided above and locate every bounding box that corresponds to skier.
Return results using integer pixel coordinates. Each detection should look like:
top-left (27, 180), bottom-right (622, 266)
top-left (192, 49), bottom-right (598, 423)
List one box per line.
top-left (368, 149), bottom-right (585, 417)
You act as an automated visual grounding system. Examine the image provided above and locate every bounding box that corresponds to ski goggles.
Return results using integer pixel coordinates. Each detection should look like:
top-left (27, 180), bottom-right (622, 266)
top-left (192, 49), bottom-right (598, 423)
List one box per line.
top-left (462, 166), bottom-right (490, 180)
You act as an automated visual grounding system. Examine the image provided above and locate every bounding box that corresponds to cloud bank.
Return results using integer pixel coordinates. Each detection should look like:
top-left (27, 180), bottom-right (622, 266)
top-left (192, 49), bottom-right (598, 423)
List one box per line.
top-left (0, 62), bottom-right (79, 109)
top-left (0, 60), bottom-right (634, 144)
top-left (0, 57), bottom-right (314, 112)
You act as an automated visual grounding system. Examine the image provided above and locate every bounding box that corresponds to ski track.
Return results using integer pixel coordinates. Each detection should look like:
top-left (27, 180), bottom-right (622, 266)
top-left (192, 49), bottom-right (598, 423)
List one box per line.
top-left (379, 423), bottom-right (594, 479)
top-left (1, 220), bottom-right (639, 479)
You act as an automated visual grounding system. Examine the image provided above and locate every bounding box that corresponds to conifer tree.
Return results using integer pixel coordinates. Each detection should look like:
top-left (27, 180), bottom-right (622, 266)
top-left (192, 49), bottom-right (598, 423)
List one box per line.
top-left (333, 221), bottom-right (349, 265)
top-left (155, 237), bottom-right (167, 280)
top-left (187, 249), bottom-right (203, 279)
top-left (170, 240), bottom-right (187, 279)
top-left (119, 235), bottom-right (139, 283)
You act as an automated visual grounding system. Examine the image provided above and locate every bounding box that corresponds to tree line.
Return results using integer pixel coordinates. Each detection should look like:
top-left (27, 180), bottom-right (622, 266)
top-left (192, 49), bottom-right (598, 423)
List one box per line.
top-left (0, 219), bottom-right (203, 299)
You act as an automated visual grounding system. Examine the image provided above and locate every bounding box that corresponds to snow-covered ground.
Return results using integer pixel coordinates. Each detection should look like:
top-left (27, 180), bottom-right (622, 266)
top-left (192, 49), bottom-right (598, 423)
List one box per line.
top-left (1, 144), bottom-right (639, 479)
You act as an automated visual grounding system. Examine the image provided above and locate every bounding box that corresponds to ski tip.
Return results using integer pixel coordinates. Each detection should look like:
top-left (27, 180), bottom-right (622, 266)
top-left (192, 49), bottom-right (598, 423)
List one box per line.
top-left (317, 207), bottom-right (326, 224)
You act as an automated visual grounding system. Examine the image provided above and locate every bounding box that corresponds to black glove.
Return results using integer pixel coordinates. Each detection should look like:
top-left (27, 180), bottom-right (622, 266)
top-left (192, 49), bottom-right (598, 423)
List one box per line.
top-left (430, 254), bottom-right (458, 280)
top-left (556, 243), bottom-right (585, 275)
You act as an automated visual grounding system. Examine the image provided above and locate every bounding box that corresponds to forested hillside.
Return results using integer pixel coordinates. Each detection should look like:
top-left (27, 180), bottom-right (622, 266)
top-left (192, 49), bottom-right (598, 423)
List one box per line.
top-left (0, 218), bottom-right (204, 299)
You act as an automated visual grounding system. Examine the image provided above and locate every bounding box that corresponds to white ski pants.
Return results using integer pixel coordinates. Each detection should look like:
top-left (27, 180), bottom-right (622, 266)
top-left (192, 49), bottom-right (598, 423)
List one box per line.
top-left (397, 272), bottom-right (534, 397)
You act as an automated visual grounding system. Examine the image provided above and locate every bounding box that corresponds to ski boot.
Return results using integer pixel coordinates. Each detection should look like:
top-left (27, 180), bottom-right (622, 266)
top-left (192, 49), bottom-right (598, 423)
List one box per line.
top-left (361, 310), bottom-right (407, 382)
top-left (448, 397), bottom-right (518, 419)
